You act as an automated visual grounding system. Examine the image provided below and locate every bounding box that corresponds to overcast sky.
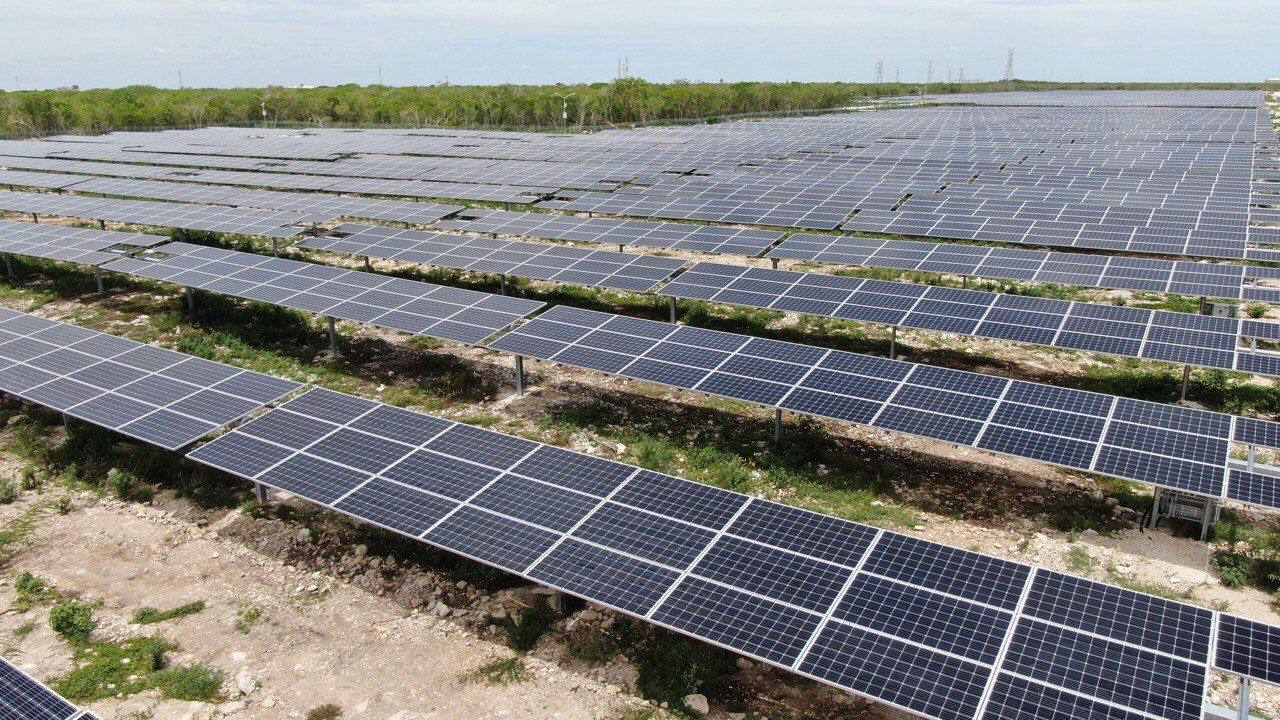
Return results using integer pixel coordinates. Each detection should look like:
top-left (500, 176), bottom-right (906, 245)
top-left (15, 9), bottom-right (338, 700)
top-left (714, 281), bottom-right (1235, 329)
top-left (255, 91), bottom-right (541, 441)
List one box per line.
top-left (5, 0), bottom-right (1277, 90)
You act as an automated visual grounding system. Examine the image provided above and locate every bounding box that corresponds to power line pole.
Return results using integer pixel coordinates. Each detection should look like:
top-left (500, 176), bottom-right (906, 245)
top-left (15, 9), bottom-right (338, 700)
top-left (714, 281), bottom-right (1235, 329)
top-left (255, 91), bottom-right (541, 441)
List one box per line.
top-left (1003, 49), bottom-right (1015, 89)
top-left (895, 65), bottom-right (900, 83)
top-left (378, 65), bottom-right (383, 84)
top-left (958, 66), bottom-right (965, 84)
top-left (926, 60), bottom-right (933, 94)
top-left (875, 59), bottom-right (884, 85)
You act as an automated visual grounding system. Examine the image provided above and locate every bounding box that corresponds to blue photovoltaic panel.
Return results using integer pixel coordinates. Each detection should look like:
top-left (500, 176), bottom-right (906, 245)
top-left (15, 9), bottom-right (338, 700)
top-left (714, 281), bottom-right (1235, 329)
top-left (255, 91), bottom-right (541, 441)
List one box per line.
top-left (183, 384), bottom-right (1279, 720)
top-left (0, 308), bottom-right (300, 449)
top-left (102, 242), bottom-right (544, 345)
top-left (658, 261), bottom-right (1280, 380)
top-left (487, 305), bottom-right (1280, 508)
top-left (0, 657), bottom-right (81, 720)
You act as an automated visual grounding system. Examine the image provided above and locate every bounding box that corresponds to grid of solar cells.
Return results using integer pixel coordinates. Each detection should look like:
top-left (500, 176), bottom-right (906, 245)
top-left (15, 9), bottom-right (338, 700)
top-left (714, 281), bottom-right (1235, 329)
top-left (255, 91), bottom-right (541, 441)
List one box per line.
top-left (488, 305), bottom-right (1280, 506)
top-left (184, 385), bottom-right (1264, 720)
top-left (0, 189), bottom-right (314, 237)
top-left (298, 223), bottom-right (687, 293)
top-left (0, 656), bottom-right (80, 720)
top-left (0, 221), bottom-right (165, 266)
top-left (767, 232), bottom-right (1280, 303)
top-left (101, 242), bottom-right (545, 345)
top-left (902, 90), bottom-right (1267, 108)
top-left (540, 191), bottom-right (851, 230)
top-left (66, 176), bottom-right (464, 224)
top-left (656, 262), bottom-right (1280, 378)
top-left (0, 308), bottom-right (301, 448)
top-left (435, 209), bottom-right (787, 256)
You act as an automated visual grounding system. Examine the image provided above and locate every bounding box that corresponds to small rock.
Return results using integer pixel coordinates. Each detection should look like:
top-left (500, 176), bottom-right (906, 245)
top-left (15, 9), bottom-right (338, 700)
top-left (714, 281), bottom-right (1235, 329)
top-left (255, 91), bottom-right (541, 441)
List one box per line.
top-left (913, 525), bottom-right (926, 531)
top-left (682, 694), bottom-right (710, 715)
top-left (216, 700), bottom-right (246, 716)
top-left (230, 652), bottom-right (247, 663)
top-left (353, 544), bottom-right (368, 558)
top-left (235, 671), bottom-right (257, 696)
top-left (434, 602), bottom-right (451, 617)
top-left (736, 658), bottom-right (754, 670)
top-left (728, 714), bottom-right (747, 720)
top-left (296, 528), bottom-right (312, 543)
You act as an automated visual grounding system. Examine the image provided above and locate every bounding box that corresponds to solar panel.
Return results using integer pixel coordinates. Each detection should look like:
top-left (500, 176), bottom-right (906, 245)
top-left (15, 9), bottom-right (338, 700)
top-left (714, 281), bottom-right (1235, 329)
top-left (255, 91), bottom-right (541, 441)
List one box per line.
top-left (184, 385), bottom-right (1276, 720)
top-left (299, 223), bottom-right (688, 293)
top-left (0, 221), bottom-right (166, 266)
top-left (435, 209), bottom-right (786, 256)
top-left (101, 242), bottom-right (545, 345)
top-left (768, 233), bottom-right (1280, 303)
top-left (487, 305), bottom-right (1280, 507)
top-left (0, 308), bottom-right (301, 449)
top-left (66, 176), bottom-right (464, 224)
top-left (0, 189), bottom-right (316, 237)
top-left (0, 656), bottom-right (80, 720)
top-left (657, 262), bottom-right (1280, 379)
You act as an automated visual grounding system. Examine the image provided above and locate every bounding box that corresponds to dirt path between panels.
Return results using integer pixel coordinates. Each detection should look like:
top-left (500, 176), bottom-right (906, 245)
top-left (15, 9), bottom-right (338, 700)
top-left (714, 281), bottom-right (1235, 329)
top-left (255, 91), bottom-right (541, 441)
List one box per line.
top-left (0, 490), bottom-right (668, 720)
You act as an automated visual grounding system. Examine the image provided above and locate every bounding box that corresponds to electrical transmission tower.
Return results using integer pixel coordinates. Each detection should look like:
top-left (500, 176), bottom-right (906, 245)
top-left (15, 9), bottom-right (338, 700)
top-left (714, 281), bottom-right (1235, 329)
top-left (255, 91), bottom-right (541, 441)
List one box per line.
top-left (895, 65), bottom-right (900, 83)
top-left (958, 66), bottom-right (965, 84)
top-left (926, 60), bottom-right (933, 93)
top-left (876, 59), bottom-right (884, 84)
top-left (1003, 49), bottom-right (1015, 88)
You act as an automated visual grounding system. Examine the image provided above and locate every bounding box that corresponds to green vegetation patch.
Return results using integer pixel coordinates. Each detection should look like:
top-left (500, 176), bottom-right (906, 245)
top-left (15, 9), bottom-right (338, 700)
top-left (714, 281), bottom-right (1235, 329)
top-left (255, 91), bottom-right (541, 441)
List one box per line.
top-left (133, 600), bottom-right (206, 625)
top-left (49, 635), bottom-right (223, 703)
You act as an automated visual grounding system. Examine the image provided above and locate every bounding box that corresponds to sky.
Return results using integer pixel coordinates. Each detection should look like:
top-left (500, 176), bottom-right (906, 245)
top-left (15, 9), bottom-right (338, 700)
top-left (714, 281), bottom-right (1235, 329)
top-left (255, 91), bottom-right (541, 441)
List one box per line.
top-left (4, 0), bottom-right (1277, 91)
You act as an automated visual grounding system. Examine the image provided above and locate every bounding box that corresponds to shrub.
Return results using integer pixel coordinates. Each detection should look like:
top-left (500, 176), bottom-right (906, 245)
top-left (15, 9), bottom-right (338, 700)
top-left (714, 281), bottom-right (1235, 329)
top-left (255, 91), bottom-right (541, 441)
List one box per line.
top-left (633, 629), bottom-right (736, 707)
top-left (306, 704), bottom-right (344, 720)
top-left (50, 600), bottom-right (96, 641)
top-left (150, 664), bottom-right (224, 702)
top-left (133, 600), bottom-right (205, 625)
top-left (0, 481), bottom-right (18, 504)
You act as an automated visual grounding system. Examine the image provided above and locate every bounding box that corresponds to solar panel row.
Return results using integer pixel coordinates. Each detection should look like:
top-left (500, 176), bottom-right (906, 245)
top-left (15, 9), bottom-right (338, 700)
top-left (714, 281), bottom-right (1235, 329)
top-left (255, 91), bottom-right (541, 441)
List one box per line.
top-left (185, 385), bottom-right (1271, 720)
top-left (0, 189), bottom-right (314, 238)
top-left (102, 242), bottom-right (545, 346)
top-left (66, 176), bottom-right (464, 225)
top-left (0, 308), bottom-right (301, 448)
top-left (489, 305), bottom-right (1280, 508)
top-left (435, 208), bottom-right (786, 256)
top-left (657, 262), bottom-right (1280, 379)
top-left (0, 220), bottom-right (166, 266)
top-left (298, 223), bottom-right (689, 293)
top-left (768, 232), bottom-right (1280, 303)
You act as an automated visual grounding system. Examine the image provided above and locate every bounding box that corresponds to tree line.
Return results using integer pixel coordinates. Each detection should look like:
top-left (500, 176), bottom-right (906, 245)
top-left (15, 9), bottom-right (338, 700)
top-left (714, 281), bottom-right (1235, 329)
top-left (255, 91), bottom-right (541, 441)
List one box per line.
top-left (1, 78), bottom-right (1274, 137)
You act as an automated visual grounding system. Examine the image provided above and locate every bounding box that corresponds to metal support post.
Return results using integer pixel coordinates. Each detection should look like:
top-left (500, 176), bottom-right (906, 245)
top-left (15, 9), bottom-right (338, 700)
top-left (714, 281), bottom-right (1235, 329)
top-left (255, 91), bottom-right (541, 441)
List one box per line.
top-left (1249, 444), bottom-right (1257, 471)
top-left (618, 243), bottom-right (625, 253)
top-left (1179, 365), bottom-right (1191, 402)
top-left (962, 275), bottom-right (968, 289)
top-left (31, 213), bottom-right (38, 224)
top-left (98, 219), bottom-right (106, 230)
top-left (185, 287), bottom-right (195, 310)
top-left (774, 408), bottom-right (783, 442)
top-left (1239, 677), bottom-right (1252, 720)
top-left (93, 266), bottom-right (104, 293)
top-left (514, 355), bottom-right (525, 396)
top-left (3, 253), bottom-right (12, 280)
top-left (771, 257), bottom-right (779, 269)
top-left (272, 239), bottom-right (279, 258)
top-left (889, 326), bottom-right (898, 360)
top-left (500, 275), bottom-right (507, 295)
top-left (669, 296), bottom-right (677, 323)
top-left (328, 316), bottom-right (339, 357)
top-left (364, 256), bottom-right (372, 272)
top-left (255, 482), bottom-right (269, 503)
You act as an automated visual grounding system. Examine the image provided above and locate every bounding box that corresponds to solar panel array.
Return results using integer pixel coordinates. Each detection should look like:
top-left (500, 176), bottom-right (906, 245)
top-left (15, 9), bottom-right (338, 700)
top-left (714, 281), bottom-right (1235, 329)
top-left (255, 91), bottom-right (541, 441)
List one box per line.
top-left (489, 305), bottom-right (1280, 507)
top-left (102, 242), bottom-right (545, 345)
top-left (0, 220), bottom-right (166, 266)
top-left (0, 189), bottom-right (314, 237)
top-left (299, 223), bottom-right (688, 293)
top-left (435, 209), bottom-right (786, 256)
top-left (0, 656), bottom-right (84, 720)
top-left (656, 262), bottom-right (1280, 378)
top-left (769, 233), bottom-right (1280, 303)
top-left (185, 385), bottom-right (1277, 720)
top-left (0, 308), bottom-right (301, 448)
top-left (0, 169), bottom-right (94, 190)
